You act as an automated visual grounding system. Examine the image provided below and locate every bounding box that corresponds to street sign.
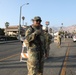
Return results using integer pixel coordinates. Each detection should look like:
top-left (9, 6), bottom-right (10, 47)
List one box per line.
top-left (45, 21), bottom-right (50, 25)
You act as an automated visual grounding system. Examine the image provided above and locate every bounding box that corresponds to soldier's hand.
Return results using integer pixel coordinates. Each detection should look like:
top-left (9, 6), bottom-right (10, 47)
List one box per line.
top-left (34, 30), bottom-right (41, 35)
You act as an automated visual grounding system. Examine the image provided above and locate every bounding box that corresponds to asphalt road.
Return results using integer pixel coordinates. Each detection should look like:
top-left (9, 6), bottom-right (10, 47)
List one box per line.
top-left (0, 38), bottom-right (76, 75)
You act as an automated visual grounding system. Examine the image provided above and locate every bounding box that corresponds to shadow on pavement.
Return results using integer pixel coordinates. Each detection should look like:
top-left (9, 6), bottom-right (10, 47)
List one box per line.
top-left (44, 55), bottom-right (76, 68)
top-left (0, 54), bottom-right (76, 69)
top-left (0, 59), bottom-right (27, 69)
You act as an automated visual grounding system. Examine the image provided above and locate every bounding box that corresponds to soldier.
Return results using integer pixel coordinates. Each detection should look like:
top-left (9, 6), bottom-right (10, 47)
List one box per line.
top-left (42, 26), bottom-right (52, 58)
top-left (25, 16), bottom-right (46, 75)
top-left (57, 32), bottom-right (61, 47)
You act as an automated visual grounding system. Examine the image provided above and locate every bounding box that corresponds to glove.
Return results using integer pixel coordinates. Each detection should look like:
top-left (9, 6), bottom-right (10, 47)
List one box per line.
top-left (34, 30), bottom-right (41, 35)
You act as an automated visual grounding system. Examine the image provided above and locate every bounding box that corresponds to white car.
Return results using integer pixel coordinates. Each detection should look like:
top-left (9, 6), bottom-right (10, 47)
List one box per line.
top-left (73, 35), bottom-right (76, 42)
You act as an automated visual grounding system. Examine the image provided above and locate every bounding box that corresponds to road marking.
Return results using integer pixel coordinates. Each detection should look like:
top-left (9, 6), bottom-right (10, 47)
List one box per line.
top-left (0, 53), bottom-right (20, 62)
top-left (60, 43), bottom-right (70, 75)
top-left (0, 47), bottom-right (20, 54)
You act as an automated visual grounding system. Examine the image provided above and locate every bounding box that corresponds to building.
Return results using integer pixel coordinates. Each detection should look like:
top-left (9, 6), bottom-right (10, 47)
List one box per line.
top-left (4, 25), bottom-right (27, 37)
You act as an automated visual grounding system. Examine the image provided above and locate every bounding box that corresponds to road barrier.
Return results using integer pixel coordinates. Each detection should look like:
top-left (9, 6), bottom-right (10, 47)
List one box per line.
top-left (20, 41), bottom-right (28, 62)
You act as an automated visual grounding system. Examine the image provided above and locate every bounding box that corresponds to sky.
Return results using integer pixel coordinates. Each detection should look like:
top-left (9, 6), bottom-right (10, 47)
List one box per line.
top-left (0, 0), bottom-right (76, 28)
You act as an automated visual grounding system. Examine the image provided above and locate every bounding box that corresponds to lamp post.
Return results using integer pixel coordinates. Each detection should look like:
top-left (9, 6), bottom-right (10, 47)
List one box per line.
top-left (22, 16), bottom-right (25, 25)
top-left (18, 3), bottom-right (29, 39)
top-left (45, 21), bottom-right (50, 32)
top-left (61, 23), bottom-right (63, 31)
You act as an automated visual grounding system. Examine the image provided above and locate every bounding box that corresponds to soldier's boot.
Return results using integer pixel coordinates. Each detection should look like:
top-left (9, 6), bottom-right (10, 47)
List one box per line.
top-left (39, 73), bottom-right (43, 75)
top-left (47, 50), bottom-right (49, 58)
top-left (59, 45), bottom-right (61, 48)
top-left (58, 44), bottom-right (60, 48)
top-left (37, 73), bottom-right (43, 75)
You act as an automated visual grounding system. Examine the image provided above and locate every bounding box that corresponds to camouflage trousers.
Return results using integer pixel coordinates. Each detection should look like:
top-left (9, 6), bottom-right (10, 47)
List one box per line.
top-left (58, 39), bottom-right (61, 46)
top-left (27, 50), bottom-right (44, 75)
top-left (46, 45), bottom-right (50, 57)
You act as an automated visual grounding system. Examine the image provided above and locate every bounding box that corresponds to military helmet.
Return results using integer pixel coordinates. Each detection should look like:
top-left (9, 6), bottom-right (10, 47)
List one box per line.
top-left (32, 16), bottom-right (42, 21)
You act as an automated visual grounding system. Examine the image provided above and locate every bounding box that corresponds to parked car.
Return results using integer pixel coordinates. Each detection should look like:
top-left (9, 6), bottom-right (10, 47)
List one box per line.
top-left (73, 35), bottom-right (76, 42)
top-left (0, 38), bottom-right (5, 41)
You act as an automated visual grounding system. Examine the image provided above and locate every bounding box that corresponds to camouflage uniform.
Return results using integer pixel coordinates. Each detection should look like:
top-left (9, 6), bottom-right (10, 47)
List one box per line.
top-left (43, 31), bottom-right (52, 58)
top-left (57, 34), bottom-right (61, 47)
top-left (25, 17), bottom-right (46, 75)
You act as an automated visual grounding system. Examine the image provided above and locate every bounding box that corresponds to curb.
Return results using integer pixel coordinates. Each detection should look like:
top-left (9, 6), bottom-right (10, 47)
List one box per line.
top-left (0, 40), bottom-right (19, 44)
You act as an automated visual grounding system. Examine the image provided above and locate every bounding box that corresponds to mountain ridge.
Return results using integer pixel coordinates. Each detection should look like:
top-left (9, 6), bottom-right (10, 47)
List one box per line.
top-left (50, 25), bottom-right (76, 33)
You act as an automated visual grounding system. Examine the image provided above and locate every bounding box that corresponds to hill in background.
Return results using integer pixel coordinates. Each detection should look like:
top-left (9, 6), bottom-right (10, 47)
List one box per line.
top-left (50, 25), bottom-right (76, 33)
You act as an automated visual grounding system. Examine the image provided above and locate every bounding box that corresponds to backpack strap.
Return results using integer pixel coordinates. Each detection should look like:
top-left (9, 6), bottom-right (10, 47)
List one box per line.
top-left (29, 25), bottom-right (34, 33)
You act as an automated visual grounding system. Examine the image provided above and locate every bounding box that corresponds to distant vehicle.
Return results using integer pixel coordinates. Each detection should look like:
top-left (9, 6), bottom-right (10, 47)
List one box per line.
top-left (0, 37), bottom-right (5, 41)
top-left (73, 35), bottom-right (76, 42)
top-left (54, 35), bottom-right (58, 43)
top-left (0, 36), bottom-right (6, 41)
top-left (0, 38), bottom-right (5, 41)
top-left (66, 34), bottom-right (73, 38)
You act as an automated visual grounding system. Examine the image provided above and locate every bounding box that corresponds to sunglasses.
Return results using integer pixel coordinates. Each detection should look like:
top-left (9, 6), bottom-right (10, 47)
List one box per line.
top-left (34, 20), bottom-right (41, 22)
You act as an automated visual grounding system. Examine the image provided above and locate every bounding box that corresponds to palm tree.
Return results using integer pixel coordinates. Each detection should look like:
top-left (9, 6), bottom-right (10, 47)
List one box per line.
top-left (22, 16), bottom-right (25, 25)
top-left (5, 22), bottom-right (9, 28)
top-left (5, 22), bottom-right (9, 36)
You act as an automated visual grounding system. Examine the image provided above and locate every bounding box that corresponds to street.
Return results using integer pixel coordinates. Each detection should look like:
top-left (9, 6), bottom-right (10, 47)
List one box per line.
top-left (0, 38), bottom-right (76, 75)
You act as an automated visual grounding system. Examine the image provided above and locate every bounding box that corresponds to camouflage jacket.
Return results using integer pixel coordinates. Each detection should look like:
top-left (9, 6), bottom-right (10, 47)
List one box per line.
top-left (25, 25), bottom-right (46, 54)
top-left (43, 32), bottom-right (52, 46)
